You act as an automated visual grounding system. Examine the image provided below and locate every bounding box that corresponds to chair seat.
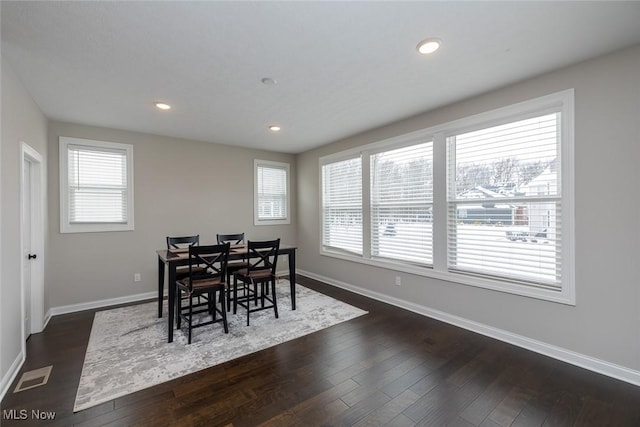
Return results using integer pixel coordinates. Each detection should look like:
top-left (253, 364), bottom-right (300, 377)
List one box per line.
top-left (177, 276), bottom-right (225, 292)
top-left (235, 268), bottom-right (273, 280)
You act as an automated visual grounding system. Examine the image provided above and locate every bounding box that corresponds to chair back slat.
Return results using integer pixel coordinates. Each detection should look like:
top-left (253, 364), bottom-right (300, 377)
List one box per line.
top-left (167, 235), bottom-right (200, 249)
top-left (216, 233), bottom-right (245, 246)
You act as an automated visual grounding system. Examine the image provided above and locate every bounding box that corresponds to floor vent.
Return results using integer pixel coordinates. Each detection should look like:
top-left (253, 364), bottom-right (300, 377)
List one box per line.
top-left (14, 366), bottom-right (52, 393)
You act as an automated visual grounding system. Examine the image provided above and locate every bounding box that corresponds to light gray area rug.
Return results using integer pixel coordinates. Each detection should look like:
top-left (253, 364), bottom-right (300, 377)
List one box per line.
top-left (74, 282), bottom-right (367, 412)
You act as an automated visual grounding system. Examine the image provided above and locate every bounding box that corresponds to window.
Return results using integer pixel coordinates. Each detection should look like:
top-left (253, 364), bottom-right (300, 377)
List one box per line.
top-left (321, 157), bottom-right (362, 255)
top-left (319, 90), bottom-right (574, 304)
top-left (371, 142), bottom-right (433, 265)
top-left (254, 160), bottom-right (290, 225)
top-left (60, 137), bottom-right (134, 233)
top-left (447, 113), bottom-right (561, 288)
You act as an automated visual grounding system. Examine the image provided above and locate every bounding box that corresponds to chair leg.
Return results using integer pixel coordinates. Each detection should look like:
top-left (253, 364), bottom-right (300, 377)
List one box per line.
top-left (188, 296), bottom-right (193, 345)
top-left (246, 283), bottom-right (251, 326)
top-left (271, 279), bottom-right (279, 319)
top-left (220, 288), bottom-right (229, 333)
top-left (176, 288), bottom-right (182, 329)
top-left (226, 273), bottom-right (232, 312)
top-left (260, 282), bottom-right (266, 308)
top-left (233, 275), bottom-right (238, 314)
top-left (253, 281), bottom-right (258, 306)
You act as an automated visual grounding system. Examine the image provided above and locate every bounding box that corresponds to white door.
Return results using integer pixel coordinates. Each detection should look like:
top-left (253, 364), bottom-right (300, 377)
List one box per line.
top-left (21, 143), bottom-right (44, 341)
top-left (22, 158), bottom-right (32, 339)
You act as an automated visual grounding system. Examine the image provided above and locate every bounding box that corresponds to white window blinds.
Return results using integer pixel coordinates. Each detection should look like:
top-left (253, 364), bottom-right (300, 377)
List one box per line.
top-left (447, 113), bottom-right (561, 288)
top-left (67, 144), bottom-right (129, 224)
top-left (256, 163), bottom-right (288, 221)
top-left (371, 142), bottom-right (433, 265)
top-left (322, 157), bottom-right (363, 255)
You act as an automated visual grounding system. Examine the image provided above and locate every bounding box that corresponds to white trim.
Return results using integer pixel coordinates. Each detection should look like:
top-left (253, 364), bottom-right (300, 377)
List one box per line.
top-left (20, 143), bottom-right (46, 344)
top-left (253, 159), bottom-right (291, 226)
top-left (48, 291), bottom-right (157, 317)
top-left (0, 351), bottom-right (25, 402)
top-left (298, 269), bottom-right (640, 388)
top-left (59, 136), bottom-right (135, 233)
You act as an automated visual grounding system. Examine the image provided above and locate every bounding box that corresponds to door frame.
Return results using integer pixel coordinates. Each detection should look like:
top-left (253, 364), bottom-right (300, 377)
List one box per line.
top-left (20, 142), bottom-right (45, 343)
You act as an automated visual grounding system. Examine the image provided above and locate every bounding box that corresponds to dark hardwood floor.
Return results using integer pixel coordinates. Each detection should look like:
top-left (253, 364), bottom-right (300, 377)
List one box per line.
top-left (2, 275), bottom-right (640, 426)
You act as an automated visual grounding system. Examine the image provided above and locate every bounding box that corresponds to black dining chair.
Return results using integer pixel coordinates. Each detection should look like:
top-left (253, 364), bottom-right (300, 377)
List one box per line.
top-left (233, 238), bottom-right (280, 326)
top-left (167, 235), bottom-right (209, 312)
top-left (217, 233), bottom-right (250, 310)
top-left (176, 243), bottom-right (230, 344)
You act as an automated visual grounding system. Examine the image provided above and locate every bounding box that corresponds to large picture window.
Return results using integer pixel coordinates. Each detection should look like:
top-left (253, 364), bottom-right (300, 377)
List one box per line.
top-left (60, 137), bottom-right (134, 233)
top-left (320, 90), bottom-right (574, 304)
top-left (447, 113), bottom-right (561, 288)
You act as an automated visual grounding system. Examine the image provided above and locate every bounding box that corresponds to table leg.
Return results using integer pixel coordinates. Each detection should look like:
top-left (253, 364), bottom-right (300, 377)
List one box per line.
top-left (289, 250), bottom-right (296, 310)
top-left (168, 264), bottom-right (176, 343)
top-left (158, 256), bottom-right (165, 318)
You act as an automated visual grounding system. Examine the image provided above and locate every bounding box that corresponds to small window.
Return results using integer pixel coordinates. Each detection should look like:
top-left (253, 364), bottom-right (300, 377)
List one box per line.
top-left (254, 160), bottom-right (290, 225)
top-left (60, 137), bottom-right (134, 233)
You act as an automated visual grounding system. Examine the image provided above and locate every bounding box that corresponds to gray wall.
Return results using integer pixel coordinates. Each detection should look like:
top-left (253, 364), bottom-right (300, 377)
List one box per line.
top-left (1, 58), bottom-right (48, 387)
top-left (296, 45), bottom-right (640, 371)
top-left (47, 122), bottom-right (296, 308)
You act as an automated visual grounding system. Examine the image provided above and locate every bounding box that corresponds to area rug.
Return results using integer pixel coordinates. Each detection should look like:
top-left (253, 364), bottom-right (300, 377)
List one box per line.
top-left (73, 282), bottom-right (367, 412)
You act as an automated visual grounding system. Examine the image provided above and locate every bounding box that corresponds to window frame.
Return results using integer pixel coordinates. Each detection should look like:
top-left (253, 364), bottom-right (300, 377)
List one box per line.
top-left (320, 154), bottom-right (364, 257)
top-left (319, 89), bottom-right (575, 305)
top-left (59, 136), bottom-right (134, 233)
top-left (254, 159), bottom-right (291, 226)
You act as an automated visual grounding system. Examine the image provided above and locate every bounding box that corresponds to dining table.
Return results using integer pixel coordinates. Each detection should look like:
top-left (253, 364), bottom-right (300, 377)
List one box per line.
top-left (156, 243), bottom-right (297, 343)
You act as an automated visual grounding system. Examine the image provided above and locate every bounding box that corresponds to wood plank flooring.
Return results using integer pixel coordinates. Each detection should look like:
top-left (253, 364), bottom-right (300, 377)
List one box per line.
top-left (2, 275), bottom-right (640, 426)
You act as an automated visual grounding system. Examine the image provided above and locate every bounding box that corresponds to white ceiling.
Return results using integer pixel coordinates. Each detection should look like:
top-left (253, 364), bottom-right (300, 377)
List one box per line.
top-left (2, 1), bottom-right (640, 154)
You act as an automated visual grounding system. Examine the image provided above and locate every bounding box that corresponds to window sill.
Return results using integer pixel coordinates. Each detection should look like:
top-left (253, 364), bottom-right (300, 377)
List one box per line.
top-left (61, 222), bottom-right (134, 233)
top-left (320, 248), bottom-right (575, 305)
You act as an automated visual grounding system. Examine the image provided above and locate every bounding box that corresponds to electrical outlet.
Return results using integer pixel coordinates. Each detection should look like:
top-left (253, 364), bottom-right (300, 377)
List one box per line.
top-left (134, 273), bottom-right (141, 282)
top-left (395, 276), bottom-right (401, 286)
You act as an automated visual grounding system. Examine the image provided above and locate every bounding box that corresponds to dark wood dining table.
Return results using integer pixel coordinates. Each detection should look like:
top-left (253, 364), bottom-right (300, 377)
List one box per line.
top-left (156, 244), bottom-right (297, 343)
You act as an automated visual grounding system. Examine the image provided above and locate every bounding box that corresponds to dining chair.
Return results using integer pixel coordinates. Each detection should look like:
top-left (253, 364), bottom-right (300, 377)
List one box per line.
top-left (176, 243), bottom-right (230, 344)
top-left (233, 238), bottom-right (280, 326)
top-left (167, 235), bottom-right (212, 313)
top-left (216, 233), bottom-right (250, 310)
top-left (166, 235), bottom-right (206, 279)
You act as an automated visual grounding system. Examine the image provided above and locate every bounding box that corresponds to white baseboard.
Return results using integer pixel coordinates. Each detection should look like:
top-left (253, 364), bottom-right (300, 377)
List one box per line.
top-left (0, 351), bottom-right (25, 402)
top-left (48, 291), bottom-right (157, 317)
top-left (298, 269), bottom-right (640, 388)
top-left (46, 273), bottom-right (296, 320)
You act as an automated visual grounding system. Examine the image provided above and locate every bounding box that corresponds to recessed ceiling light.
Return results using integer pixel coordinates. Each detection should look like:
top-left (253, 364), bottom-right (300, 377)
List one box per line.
top-left (155, 102), bottom-right (171, 110)
top-left (268, 125), bottom-right (281, 132)
top-left (416, 38), bottom-right (442, 55)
